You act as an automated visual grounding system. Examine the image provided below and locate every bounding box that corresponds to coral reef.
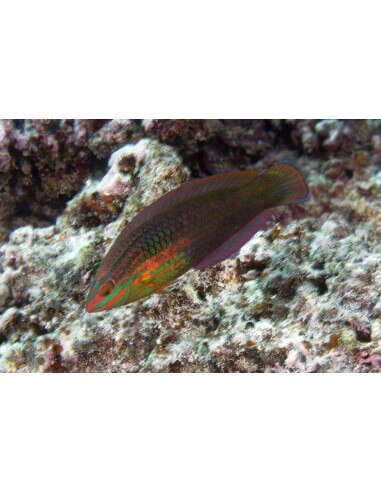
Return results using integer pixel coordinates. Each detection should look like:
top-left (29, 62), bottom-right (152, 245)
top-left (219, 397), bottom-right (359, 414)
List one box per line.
top-left (0, 119), bottom-right (380, 372)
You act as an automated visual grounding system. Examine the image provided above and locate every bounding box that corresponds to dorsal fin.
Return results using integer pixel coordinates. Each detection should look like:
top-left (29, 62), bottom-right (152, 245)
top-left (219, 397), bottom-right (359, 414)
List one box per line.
top-left (124, 168), bottom-right (262, 233)
top-left (195, 210), bottom-right (273, 269)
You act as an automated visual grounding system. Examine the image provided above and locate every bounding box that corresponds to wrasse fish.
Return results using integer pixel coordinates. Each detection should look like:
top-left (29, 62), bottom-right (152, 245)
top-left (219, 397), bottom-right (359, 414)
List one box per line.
top-left (86, 162), bottom-right (310, 313)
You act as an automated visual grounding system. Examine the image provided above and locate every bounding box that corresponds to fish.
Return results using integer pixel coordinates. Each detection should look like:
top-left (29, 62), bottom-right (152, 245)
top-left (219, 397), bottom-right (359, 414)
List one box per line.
top-left (86, 162), bottom-right (310, 313)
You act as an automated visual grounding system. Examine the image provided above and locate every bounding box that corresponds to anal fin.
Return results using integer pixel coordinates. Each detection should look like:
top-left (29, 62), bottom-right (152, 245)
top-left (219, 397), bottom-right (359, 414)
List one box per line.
top-left (195, 210), bottom-right (273, 270)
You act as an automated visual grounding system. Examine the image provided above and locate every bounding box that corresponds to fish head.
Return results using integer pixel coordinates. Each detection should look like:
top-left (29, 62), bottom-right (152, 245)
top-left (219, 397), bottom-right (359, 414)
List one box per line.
top-left (86, 244), bottom-right (189, 313)
top-left (85, 266), bottom-right (173, 313)
top-left (85, 271), bottom-right (139, 313)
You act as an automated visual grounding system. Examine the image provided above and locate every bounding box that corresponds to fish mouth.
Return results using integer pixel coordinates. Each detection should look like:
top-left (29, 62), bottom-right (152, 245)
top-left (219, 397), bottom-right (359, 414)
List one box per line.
top-left (85, 298), bottom-right (104, 314)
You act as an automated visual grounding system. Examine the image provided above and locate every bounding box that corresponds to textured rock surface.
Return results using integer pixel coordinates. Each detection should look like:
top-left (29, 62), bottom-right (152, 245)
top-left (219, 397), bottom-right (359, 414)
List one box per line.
top-left (0, 119), bottom-right (380, 372)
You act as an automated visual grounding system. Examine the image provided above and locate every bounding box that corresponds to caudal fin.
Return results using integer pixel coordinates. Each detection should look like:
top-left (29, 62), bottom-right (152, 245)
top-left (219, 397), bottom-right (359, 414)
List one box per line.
top-left (262, 162), bottom-right (310, 206)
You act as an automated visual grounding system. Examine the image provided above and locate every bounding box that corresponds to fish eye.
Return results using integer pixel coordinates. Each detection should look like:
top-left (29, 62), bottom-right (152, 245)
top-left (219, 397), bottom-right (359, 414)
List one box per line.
top-left (100, 284), bottom-right (113, 297)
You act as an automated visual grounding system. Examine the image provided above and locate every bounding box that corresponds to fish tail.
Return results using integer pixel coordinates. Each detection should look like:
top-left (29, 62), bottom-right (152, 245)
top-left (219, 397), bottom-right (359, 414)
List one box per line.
top-left (261, 161), bottom-right (311, 206)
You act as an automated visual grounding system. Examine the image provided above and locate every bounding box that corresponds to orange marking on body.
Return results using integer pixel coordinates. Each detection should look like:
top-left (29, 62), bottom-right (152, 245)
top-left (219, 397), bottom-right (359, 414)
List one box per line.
top-left (130, 235), bottom-right (191, 278)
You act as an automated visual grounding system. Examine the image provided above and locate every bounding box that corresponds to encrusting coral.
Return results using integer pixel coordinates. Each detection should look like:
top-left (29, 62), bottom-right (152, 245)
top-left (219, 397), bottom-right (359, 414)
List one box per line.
top-left (0, 119), bottom-right (380, 372)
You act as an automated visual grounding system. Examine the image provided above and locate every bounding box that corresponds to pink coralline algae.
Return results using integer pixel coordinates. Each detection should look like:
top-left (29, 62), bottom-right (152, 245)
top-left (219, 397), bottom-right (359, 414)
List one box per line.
top-left (0, 119), bottom-right (380, 372)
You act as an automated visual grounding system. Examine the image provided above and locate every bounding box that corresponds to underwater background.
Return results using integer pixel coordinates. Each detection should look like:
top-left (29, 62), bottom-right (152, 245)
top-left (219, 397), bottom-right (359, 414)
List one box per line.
top-left (0, 119), bottom-right (380, 372)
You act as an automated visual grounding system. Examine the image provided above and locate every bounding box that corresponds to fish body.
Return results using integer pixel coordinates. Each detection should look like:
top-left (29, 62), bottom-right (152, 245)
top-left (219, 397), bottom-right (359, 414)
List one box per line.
top-left (86, 163), bottom-right (309, 312)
